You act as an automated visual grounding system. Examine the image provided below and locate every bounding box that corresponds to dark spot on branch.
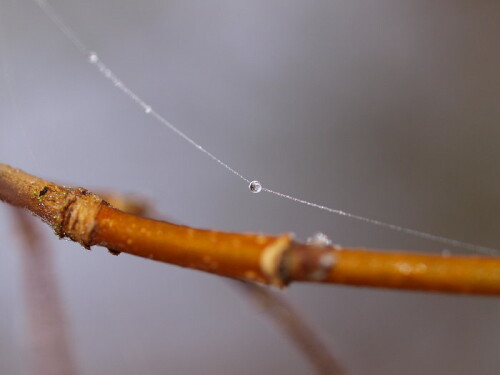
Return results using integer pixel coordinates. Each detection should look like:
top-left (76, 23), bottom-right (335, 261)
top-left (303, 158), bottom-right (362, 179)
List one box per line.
top-left (39, 186), bottom-right (49, 197)
top-left (108, 249), bottom-right (121, 256)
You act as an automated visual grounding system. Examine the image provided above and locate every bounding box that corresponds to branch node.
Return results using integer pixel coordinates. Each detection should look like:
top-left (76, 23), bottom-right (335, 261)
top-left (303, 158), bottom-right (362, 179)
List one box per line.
top-left (58, 188), bottom-right (105, 249)
top-left (259, 234), bottom-right (294, 287)
top-left (285, 244), bottom-right (338, 282)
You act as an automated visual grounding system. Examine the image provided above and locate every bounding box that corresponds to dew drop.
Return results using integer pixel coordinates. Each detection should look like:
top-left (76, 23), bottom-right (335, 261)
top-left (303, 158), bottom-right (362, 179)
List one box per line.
top-left (144, 105), bottom-right (152, 114)
top-left (249, 180), bottom-right (262, 193)
top-left (307, 232), bottom-right (332, 247)
top-left (88, 52), bottom-right (98, 64)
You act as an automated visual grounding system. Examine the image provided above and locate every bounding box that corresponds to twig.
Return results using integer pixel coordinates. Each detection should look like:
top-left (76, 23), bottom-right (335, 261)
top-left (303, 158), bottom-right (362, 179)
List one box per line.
top-left (12, 208), bottom-right (79, 375)
top-left (109, 188), bottom-right (345, 373)
top-left (238, 282), bottom-right (344, 375)
top-left (115, 190), bottom-right (346, 374)
top-left (1, 163), bottom-right (500, 295)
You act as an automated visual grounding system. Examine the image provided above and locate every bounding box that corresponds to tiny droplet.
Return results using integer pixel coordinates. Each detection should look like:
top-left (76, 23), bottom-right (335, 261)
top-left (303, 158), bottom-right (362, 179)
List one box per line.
top-left (249, 180), bottom-right (262, 193)
top-left (88, 52), bottom-right (98, 64)
top-left (307, 232), bottom-right (332, 247)
top-left (144, 105), bottom-right (152, 114)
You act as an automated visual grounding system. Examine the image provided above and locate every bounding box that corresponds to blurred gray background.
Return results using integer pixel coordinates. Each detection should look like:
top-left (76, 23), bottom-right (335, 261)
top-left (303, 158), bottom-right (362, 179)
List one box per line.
top-left (1, 1), bottom-right (500, 374)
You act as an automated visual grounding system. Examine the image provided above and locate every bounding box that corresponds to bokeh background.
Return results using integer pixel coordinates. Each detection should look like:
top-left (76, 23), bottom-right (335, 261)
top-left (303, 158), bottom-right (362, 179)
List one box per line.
top-left (1, 1), bottom-right (500, 374)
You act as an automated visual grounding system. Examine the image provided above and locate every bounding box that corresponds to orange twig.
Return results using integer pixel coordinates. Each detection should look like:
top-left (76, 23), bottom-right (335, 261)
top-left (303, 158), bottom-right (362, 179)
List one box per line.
top-left (288, 244), bottom-right (500, 294)
top-left (108, 187), bottom-right (345, 374)
top-left (1, 163), bottom-right (500, 295)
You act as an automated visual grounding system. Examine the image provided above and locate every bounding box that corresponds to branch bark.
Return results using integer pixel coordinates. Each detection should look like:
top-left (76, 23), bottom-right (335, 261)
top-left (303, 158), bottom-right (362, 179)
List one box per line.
top-left (1, 163), bottom-right (500, 295)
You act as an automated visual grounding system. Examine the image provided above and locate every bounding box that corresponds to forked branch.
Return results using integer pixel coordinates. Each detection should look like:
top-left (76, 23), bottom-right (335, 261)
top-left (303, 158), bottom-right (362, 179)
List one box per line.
top-left (1, 163), bottom-right (500, 295)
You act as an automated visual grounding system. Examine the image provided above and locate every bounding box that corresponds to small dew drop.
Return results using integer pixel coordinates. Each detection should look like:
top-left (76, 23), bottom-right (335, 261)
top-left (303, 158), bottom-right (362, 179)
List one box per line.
top-left (144, 105), bottom-right (152, 114)
top-left (307, 232), bottom-right (332, 247)
top-left (249, 180), bottom-right (262, 193)
top-left (88, 52), bottom-right (98, 64)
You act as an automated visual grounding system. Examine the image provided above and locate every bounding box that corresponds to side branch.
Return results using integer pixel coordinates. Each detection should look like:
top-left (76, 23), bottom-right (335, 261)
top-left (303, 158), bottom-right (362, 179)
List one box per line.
top-left (1, 163), bottom-right (500, 295)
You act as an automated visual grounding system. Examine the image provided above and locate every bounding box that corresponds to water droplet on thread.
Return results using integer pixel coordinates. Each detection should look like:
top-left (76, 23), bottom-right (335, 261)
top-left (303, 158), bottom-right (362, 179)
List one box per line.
top-left (307, 232), bottom-right (332, 247)
top-left (249, 181), bottom-right (262, 193)
top-left (144, 105), bottom-right (152, 114)
top-left (88, 52), bottom-right (98, 64)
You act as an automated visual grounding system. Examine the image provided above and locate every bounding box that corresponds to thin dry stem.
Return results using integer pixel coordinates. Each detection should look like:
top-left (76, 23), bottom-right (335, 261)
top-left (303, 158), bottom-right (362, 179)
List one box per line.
top-left (238, 282), bottom-right (344, 375)
top-left (2, 163), bottom-right (500, 295)
top-left (12, 208), bottom-right (79, 375)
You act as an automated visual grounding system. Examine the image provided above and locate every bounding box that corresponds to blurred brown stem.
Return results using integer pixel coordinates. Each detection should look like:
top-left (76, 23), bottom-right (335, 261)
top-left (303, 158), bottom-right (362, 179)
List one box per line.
top-left (238, 282), bottom-right (344, 375)
top-left (12, 208), bottom-right (79, 375)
